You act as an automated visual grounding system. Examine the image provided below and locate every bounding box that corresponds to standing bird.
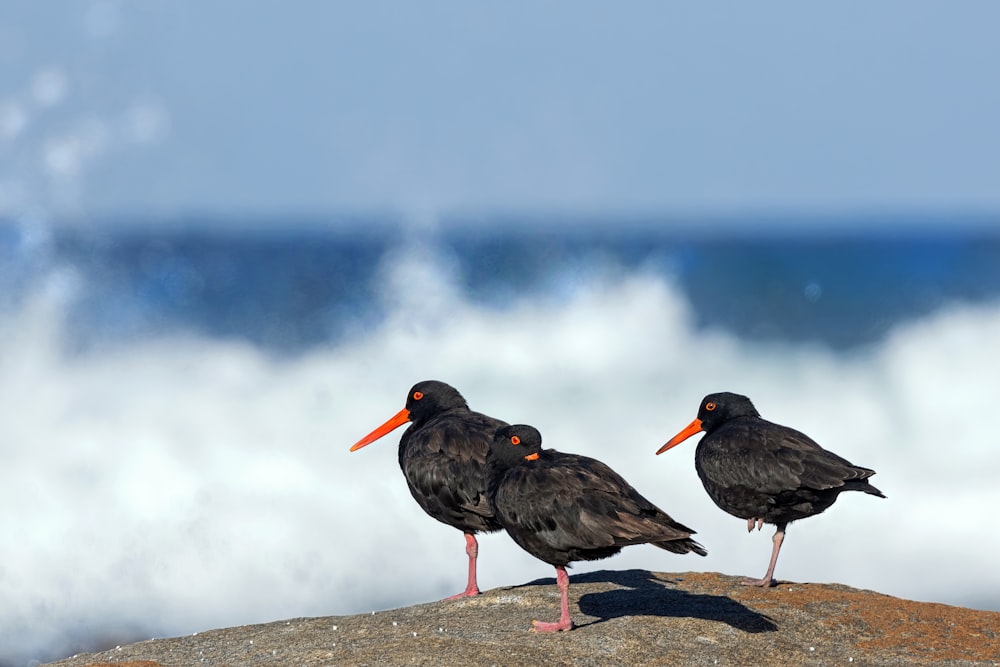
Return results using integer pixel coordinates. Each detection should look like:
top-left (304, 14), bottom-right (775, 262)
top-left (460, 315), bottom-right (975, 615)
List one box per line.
top-left (657, 392), bottom-right (885, 588)
top-left (350, 380), bottom-right (507, 599)
top-left (487, 424), bottom-right (706, 632)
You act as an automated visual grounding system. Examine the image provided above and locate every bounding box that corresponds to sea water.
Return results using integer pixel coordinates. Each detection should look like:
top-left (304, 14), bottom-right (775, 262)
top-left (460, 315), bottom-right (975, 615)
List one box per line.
top-left (2, 218), bottom-right (999, 665)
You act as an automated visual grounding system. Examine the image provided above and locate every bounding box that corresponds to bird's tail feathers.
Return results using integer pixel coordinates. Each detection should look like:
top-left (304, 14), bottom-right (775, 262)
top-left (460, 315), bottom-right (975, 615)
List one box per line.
top-left (846, 478), bottom-right (886, 498)
top-left (654, 537), bottom-right (708, 557)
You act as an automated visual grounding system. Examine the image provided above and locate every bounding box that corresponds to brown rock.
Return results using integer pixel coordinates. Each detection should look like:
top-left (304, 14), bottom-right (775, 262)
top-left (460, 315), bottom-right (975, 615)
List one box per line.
top-left (45, 570), bottom-right (1000, 666)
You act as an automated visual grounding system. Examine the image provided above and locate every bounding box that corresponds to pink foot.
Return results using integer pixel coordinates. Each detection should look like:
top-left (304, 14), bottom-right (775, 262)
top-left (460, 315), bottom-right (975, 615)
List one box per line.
top-left (444, 585), bottom-right (481, 600)
top-left (443, 533), bottom-right (482, 600)
top-left (529, 565), bottom-right (575, 632)
top-left (740, 576), bottom-right (776, 587)
top-left (741, 522), bottom-right (785, 588)
top-left (531, 618), bottom-right (574, 633)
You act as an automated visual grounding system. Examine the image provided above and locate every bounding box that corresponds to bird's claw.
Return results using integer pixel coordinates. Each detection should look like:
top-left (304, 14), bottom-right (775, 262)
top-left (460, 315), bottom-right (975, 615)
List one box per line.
top-left (740, 576), bottom-right (777, 588)
top-left (444, 587), bottom-right (481, 601)
top-left (530, 618), bottom-right (574, 633)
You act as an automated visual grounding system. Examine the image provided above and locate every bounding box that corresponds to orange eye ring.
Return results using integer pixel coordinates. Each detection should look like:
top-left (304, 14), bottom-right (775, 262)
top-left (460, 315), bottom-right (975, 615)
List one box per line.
top-left (511, 435), bottom-right (521, 445)
top-left (413, 391), bottom-right (424, 401)
top-left (705, 401), bottom-right (717, 411)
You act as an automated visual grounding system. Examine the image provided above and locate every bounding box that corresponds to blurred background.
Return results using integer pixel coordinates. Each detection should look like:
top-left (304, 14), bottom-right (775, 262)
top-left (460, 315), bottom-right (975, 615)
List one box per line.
top-left (2, 2), bottom-right (999, 664)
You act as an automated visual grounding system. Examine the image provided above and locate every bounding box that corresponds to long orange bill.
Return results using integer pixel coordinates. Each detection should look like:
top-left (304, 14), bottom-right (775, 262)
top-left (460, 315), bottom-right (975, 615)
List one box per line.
top-left (656, 418), bottom-right (704, 455)
top-left (349, 408), bottom-right (411, 451)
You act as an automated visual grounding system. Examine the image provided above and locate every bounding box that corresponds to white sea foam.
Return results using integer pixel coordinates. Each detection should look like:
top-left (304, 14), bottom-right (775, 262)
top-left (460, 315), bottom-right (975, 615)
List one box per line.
top-left (2, 252), bottom-right (999, 664)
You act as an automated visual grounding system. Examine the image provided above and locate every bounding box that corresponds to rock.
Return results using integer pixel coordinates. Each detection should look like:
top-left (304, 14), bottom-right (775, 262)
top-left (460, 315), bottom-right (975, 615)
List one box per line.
top-left (45, 570), bottom-right (999, 666)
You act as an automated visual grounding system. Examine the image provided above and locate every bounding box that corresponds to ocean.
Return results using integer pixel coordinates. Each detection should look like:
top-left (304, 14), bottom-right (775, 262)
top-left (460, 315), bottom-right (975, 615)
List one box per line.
top-left (2, 216), bottom-right (1000, 665)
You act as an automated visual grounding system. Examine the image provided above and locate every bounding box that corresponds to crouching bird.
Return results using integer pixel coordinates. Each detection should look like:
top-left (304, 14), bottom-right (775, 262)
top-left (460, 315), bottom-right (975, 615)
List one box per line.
top-left (350, 380), bottom-right (507, 599)
top-left (487, 424), bottom-right (706, 632)
top-left (657, 392), bottom-right (886, 588)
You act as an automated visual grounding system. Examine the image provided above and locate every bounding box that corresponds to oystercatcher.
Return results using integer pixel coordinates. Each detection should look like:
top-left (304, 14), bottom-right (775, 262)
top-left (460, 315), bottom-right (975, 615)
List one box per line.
top-left (488, 423), bottom-right (706, 631)
top-left (658, 392), bottom-right (885, 587)
top-left (350, 380), bottom-right (507, 598)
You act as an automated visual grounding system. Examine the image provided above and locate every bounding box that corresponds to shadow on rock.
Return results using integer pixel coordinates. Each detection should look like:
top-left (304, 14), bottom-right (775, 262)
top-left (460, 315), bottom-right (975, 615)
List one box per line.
top-left (525, 569), bottom-right (777, 633)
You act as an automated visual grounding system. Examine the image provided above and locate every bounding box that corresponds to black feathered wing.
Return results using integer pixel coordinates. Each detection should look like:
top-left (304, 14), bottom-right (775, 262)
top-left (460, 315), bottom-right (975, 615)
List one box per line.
top-left (696, 417), bottom-right (885, 523)
top-left (399, 409), bottom-right (507, 533)
top-left (698, 419), bottom-right (883, 494)
top-left (493, 451), bottom-right (705, 566)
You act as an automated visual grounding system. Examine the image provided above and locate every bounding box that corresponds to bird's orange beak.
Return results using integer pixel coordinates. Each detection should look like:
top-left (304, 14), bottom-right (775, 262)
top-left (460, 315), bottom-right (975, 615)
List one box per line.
top-left (656, 418), bottom-right (704, 455)
top-left (350, 408), bottom-right (411, 451)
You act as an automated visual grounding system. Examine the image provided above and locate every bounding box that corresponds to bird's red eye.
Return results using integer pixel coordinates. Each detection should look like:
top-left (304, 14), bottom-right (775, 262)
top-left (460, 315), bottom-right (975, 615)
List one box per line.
top-left (705, 402), bottom-right (717, 411)
top-left (511, 436), bottom-right (521, 445)
top-left (413, 391), bottom-right (424, 401)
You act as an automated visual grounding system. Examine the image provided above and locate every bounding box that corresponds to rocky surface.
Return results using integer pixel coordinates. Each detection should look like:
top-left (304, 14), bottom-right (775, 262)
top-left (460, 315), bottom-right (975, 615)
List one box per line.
top-left (47, 570), bottom-right (999, 666)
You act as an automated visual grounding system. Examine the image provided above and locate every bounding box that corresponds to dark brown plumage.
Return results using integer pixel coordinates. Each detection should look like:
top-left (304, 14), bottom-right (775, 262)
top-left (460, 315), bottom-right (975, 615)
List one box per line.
top-left (350, 380), bottom-right (507, 598)
top-left (658, 392), bottom-right (886, 587)
top-left (487, 424), bottom-right (706, 631)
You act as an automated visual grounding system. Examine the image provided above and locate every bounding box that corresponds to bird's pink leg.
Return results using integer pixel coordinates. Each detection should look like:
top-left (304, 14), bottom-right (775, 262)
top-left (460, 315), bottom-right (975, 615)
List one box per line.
top-left (445, 533), bottom-right (481, 600)
top-left (531, 566), bottom-right (574, 632)
top-left (746, 517), bottom-right (764, 532)
top-left (741, 522), bottom-right (786, 587)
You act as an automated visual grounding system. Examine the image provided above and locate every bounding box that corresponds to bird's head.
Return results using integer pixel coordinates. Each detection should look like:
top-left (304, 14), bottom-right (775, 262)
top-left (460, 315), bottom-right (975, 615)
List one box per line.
top-left (656, 392), bottom-right (759, 454)
top-left (350, 380), bottom-right (468, 451)
top-left (490, 424), bottom-right (544, 467)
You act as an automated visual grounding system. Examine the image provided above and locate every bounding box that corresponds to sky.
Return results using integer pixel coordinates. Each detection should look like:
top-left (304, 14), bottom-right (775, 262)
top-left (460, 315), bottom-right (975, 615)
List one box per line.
top-left (2, 1), bottom-right (1000, 224)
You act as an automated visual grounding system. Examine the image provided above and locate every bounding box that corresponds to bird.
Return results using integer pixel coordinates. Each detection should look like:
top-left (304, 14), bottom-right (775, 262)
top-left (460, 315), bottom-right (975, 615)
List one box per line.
top-left (657, 391), bottom-right (886, 588)
top-left (350, 380), bottom-right (507, 599)
top-left (487, 423), bottom-right (706, 632)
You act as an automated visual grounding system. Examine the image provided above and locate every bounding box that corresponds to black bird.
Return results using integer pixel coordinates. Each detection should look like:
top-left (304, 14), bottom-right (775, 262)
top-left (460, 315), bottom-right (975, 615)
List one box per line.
top-left (657, 392), bottom-right (886, 588)
top-left (487, 424), bottom-right (706, 632)
top-left (350, 380), bottom-right (507, 599)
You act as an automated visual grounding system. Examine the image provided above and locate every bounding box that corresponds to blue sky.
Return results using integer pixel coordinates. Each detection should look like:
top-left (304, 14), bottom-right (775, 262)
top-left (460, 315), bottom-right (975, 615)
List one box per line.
top-left (2, 1), bottom-right (999, 224)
